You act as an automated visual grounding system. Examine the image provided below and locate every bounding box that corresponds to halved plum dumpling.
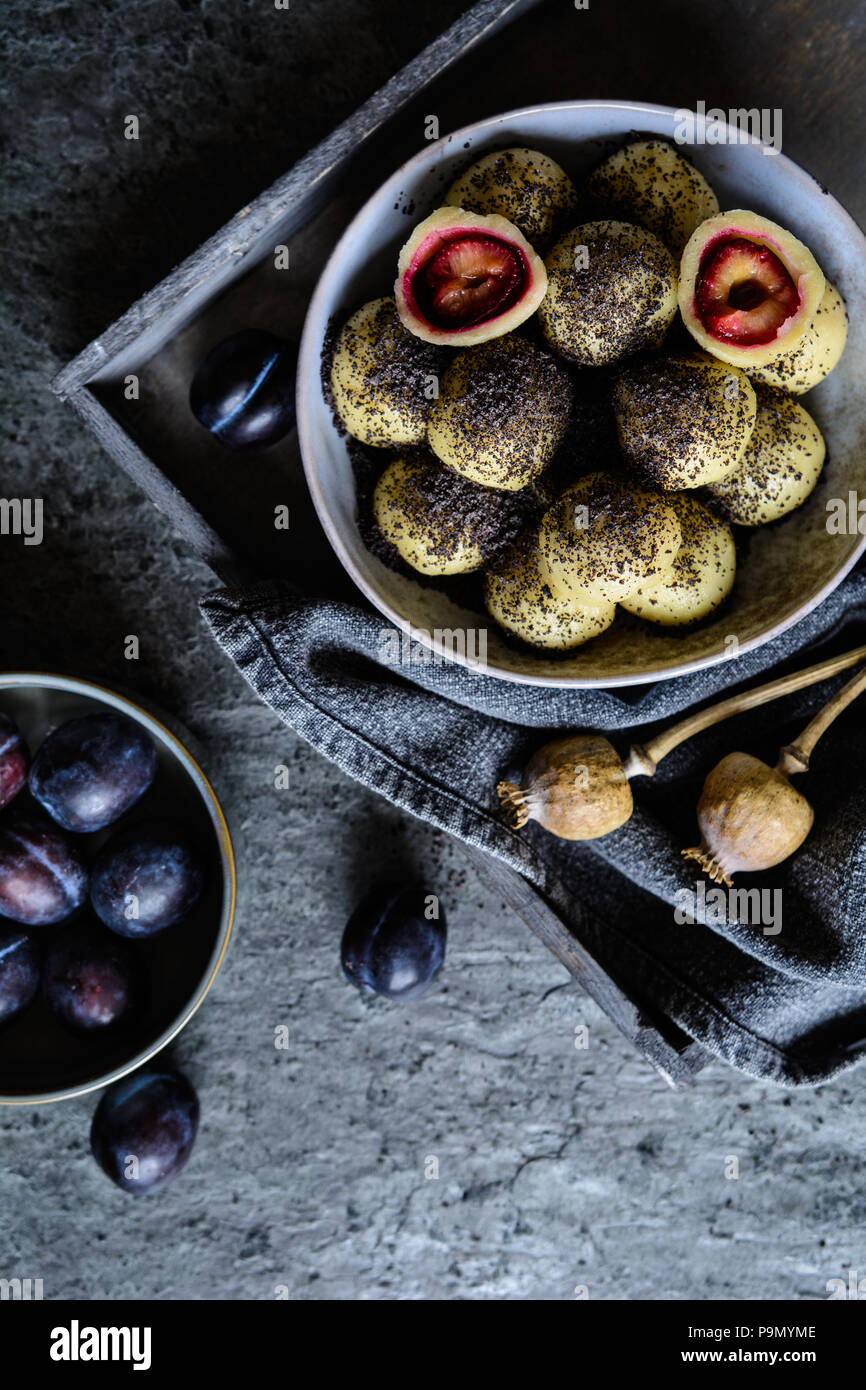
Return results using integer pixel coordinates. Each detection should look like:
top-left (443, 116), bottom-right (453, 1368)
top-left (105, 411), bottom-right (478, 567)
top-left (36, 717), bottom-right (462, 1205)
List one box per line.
top-left (696, 239), bottom-right (799, 344)
top-left (679, 210), bottom-right (825, 367)
top-left (395, 207), bottom-right (547, 346)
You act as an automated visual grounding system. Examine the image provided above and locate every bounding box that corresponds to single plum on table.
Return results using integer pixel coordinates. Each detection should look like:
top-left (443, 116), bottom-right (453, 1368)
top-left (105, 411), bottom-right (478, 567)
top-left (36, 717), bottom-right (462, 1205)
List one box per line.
top-left (91, 821), bottom-right (203, 938)
top-left (189, 329), bottom-right (297, 451)
top-left (341, 884), bottom-right (447, 1000)
top-left (0, 711), bottom-right (29, 810)
top-left (90, 1070), bottom-right (200, 1194)
top-left (29, 712), bottom-right (157, 833)
top-left (43, 924), bottom-right (137, 1032)
top-left (0, 814), bottom-right (89, 925)
top-left (0, 927), bottom-right (40, 1025)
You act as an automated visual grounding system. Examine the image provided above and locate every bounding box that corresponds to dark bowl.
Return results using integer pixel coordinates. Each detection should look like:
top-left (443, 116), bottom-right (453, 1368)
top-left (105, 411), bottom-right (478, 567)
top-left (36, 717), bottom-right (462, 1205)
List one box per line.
top-left (0, 674), bottom-right (235, 1104)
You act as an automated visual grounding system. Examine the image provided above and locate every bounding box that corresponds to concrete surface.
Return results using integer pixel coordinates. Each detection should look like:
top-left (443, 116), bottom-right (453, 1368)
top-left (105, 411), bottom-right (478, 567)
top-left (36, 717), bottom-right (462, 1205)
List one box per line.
top-left (1, 0), bottom-right (864, 1301)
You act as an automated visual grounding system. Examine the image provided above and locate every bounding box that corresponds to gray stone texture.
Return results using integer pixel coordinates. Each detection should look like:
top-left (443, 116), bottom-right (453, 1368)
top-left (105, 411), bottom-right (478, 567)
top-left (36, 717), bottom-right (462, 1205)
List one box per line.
top-left (1, 0), bottom-right (864, 1301)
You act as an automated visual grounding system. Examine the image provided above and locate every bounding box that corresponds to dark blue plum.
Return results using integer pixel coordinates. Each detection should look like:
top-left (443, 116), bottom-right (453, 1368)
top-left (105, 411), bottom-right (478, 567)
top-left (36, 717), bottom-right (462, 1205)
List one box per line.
top-left (91, 821), bottom-right (203, 938)
top-left (43, 924), bottom-right (137, 1033)
top-left (341, 884), bottom-right (447, 1001)
top-left (91, 1070), bottom-right (199, 1194)
top-left (0, 814), bottom-right (88, 925)
top-left (189, 329), bottom-right (296, 451)
top-left (0, 928), bottom-right (40, 1025)
top-left (29, 712), bottom-right (157, 833)
top-left (0, 711), bottom-right (29, 810)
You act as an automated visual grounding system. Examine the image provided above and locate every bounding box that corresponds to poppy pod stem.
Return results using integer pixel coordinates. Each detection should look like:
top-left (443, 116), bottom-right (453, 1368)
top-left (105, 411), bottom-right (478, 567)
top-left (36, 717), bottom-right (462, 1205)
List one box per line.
top-left (776, 665), bottom-right (866, 776)
top-left (623, 644), bottom-right (866, 779)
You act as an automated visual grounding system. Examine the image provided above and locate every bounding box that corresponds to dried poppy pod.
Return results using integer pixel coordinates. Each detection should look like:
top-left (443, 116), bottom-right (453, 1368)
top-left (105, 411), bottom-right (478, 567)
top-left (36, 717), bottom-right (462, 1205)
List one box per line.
top-left (681, 752), bottom-right (814, 886)
top-left (498, 734), bottom-right (633, 841)
top-left (496, 647), bottom-right (866, 846)
top-left (682, 664), bottom-right (866, 884)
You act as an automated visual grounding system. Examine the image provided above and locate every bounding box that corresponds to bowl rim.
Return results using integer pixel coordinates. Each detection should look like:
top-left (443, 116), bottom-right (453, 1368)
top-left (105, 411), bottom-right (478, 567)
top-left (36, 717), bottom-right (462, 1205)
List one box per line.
top-left (297, 98), bottom-right (866, 688)
top-left (0, 672), bottom-right (236, 1105)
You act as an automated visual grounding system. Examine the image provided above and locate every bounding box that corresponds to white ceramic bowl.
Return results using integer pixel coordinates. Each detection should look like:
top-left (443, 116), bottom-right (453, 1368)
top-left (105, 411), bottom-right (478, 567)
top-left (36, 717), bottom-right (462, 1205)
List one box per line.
top-left (297, 101), bottom-right (866, 687)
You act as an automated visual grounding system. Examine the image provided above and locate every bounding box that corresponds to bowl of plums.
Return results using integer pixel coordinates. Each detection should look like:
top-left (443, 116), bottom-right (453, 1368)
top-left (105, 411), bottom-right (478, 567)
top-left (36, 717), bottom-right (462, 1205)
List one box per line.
top-left (297, 100), bottom-right (866, 686)
top-left (0, 675), bottom-right (235, 1105)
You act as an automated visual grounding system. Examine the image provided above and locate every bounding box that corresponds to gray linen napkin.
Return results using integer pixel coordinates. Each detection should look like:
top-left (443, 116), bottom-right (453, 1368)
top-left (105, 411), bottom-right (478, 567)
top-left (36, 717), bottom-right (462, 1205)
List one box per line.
top-left (200, 562), bottom-right (866, 1086)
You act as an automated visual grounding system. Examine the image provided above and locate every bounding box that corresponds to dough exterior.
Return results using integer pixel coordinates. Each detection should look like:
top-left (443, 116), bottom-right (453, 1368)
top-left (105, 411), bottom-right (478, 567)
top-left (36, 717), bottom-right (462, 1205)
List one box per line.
top-left (427, 335), bottom-right (573, 491)
top-left (373, 456), bottom-right (503, 575)
top-left (613, 354), bottom-right (757, 489)
top-left (538, 220), bottom-right (678, 367)
top-left (620, 493), bottom-right (735, 624)
top-left (748, 283), bottom-right (848, 394)
top-left (706, 387), bottom-right (825, 525)
top-left (485, 533), bottom-right (616, 650)
top-left (538, 471), bottom-right (682, 605)
top-left (445, 146), bottom-right (578, 250)
top-left (331, 297), bottom-right (440, 447)
top-left (587, 139), bottom-right (719, 256)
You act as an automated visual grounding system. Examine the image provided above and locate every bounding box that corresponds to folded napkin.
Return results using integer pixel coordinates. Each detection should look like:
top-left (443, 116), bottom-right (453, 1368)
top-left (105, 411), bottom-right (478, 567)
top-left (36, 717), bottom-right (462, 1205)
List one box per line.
top-left (200, 561), bottom-right (866, 1086)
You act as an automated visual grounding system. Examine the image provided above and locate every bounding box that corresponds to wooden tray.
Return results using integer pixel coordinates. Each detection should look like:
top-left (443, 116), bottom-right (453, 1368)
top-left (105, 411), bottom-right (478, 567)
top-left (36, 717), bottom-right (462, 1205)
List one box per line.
top-left (50, 0), bottom-right (709, 1084)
